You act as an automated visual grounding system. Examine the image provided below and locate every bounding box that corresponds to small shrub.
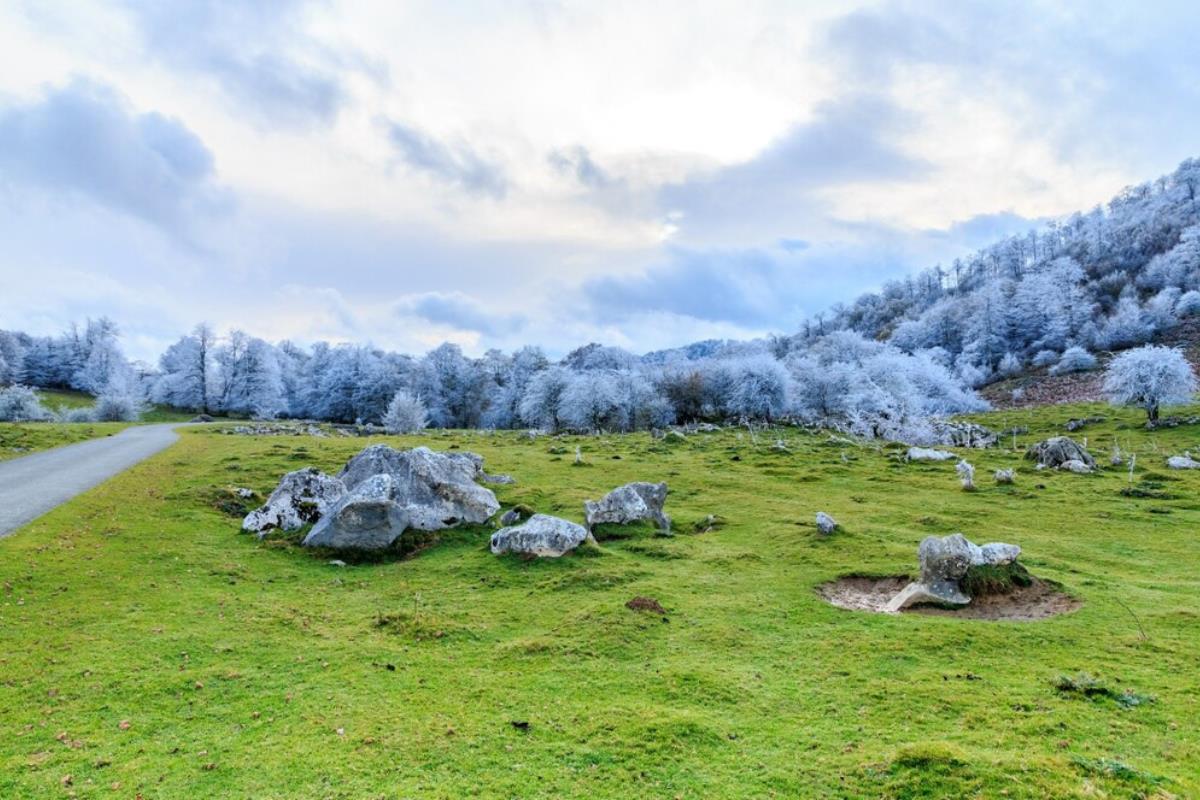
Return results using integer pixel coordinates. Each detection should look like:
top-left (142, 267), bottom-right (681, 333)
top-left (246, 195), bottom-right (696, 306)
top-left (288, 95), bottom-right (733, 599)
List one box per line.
top-left (383, 390), bottom-right (428, 434)
top-left (93, 389), bottom-right (143, 422)
top-left (0, 385), bottom-right (52, 422)
top-left (1049, 346), bottom-right (1098, 376)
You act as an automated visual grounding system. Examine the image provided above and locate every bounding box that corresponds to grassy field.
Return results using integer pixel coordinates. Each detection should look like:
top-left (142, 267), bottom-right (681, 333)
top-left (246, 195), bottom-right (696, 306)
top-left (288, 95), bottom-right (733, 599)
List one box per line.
top-left (0, 390), bottom-right (203, 462)
top-left (0, 422), bottom-right (132, 462)
top-left (0, 403), bottom-right (1197, 798)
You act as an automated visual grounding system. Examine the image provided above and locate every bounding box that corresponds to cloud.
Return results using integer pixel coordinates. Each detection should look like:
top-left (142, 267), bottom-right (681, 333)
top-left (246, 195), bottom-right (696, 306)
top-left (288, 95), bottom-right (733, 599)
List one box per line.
top-left (384, 120), bottom-right (508, 198)
top-left (659, 93), bottom-right (931, 244)
top-left (119, 0), bottom-right (352, 129)
top-left (549, 146), bottom-right (612, 189)
top-left (0, 78), bottom-right (226, 238)
top-left (398, 291), bottom-right (524, 336)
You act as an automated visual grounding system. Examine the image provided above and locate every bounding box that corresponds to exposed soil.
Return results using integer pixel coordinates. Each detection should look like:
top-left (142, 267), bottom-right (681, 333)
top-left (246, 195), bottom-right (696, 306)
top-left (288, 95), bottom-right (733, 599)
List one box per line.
top-left (817, 575), bottom-right (1081, 622)
top-left (626, 596), bottom-right (667, 615)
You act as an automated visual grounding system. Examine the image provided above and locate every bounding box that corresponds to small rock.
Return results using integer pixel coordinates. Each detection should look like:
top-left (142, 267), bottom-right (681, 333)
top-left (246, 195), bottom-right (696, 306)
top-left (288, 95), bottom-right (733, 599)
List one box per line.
top-left (906, 447), bottom-right (955, 461)
top-left (1059, 459), bottom-right (1093, 474)
top-left (626, 596), bottom-right (667, 615)
top-left (993, 468), bottom-right (1015, 484)
top-left (1167, 454), bottom-right (1200, 469)
top-left (815, 512), bottom-right (838, 535)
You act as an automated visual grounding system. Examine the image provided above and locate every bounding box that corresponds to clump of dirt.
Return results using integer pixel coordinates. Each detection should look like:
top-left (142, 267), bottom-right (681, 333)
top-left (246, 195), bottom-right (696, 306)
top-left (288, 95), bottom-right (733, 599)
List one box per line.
top-left (626, 596), bottom-right (667, 615)
top-left (817, 575), bottom-right (1080, 621)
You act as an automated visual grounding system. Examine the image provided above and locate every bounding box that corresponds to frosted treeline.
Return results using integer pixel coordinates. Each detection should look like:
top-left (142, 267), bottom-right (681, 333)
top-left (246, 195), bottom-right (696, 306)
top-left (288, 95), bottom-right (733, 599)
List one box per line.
top-left (0, 321), bottom-right (984, 439)
top-left (814, 158), bottom-right (1200, 386)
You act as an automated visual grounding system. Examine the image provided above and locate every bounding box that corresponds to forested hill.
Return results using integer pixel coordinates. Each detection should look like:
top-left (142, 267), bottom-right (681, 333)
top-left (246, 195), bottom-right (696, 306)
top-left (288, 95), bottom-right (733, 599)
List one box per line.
top-left (797, 158), bottom-right (1200, 384)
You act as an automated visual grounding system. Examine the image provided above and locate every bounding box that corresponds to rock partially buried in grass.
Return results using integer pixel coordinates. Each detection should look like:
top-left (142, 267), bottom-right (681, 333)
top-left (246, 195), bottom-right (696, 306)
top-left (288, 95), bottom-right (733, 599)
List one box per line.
top-left (1059, 459), bottom-right (1094, 474)
top-left (242, 468), bottom-right (347, 537)
top-left (490, 514), bottom-right (590, 557)
top-left (993, 468), bottom-right (1015, 484)
top-left (584, 482), bottom-right (671, 533)
top-left (815, 512), bottom-right (838, 535)
top-left (1166, 454), bottom-right (1200, 469)
top-left (337, 445), bottom-right (500, 529)
top-left (1025, 436), bottom-right (1095, 470)
top-left (302, 474), bottom-right (411, 550)
top-left (885, 533), bottom-right (1021, 612)
top-left (906, 447), bottom-right (955, 462)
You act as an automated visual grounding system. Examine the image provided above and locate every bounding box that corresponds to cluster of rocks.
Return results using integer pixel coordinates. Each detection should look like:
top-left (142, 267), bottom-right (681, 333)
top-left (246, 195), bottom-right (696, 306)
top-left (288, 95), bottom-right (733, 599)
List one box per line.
top-left (1025, 436), bottom-right (1096, 473)
top-left (243, 445), bottom-right (501, 550)
top-left (224, 423), bottom-right (332, 438)
top-left (245, 443), bottom-right (668, 559)
top-left (490, 481), bottom-right (672, 557)
top-left (885, 533), bottom-right (1022, 612)
top-left (929, 421), bottom-right (998, 449)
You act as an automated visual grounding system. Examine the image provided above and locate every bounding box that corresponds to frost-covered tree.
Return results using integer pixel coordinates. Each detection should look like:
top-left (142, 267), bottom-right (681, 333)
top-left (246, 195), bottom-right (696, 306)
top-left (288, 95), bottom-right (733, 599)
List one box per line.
top-left (1098, 291), bottom-right (1155, 350)
top-left (1102, 345), bottom-right (1197, 421)
top-left (72, 319), bottom-right (130, 395)
top-left (93, 384), bottom-right (144, 421)
top-left (382, 389), bottom-right (428, 434)
top-left (1049, 346), bottom-right (1098, 376)
top-left (0, 331), bottom-right (25, 385)
top-left (214, 332), bottom-right (285, 419)
top-left (559, 371), bottom-right (624, 432)
top-left (519, 366), bottom-right (571, 431)
top-left (725, 356), bottom-right (790, 422)
top-left (152, 324), bottom-right (215, 412)
top-left (0, 385), bottom-right (51, 421)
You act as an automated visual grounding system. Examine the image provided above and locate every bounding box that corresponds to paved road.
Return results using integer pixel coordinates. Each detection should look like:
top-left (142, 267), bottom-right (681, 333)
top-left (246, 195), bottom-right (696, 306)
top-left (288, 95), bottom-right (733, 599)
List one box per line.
top-left (0, 424), bottom-right (184, 538)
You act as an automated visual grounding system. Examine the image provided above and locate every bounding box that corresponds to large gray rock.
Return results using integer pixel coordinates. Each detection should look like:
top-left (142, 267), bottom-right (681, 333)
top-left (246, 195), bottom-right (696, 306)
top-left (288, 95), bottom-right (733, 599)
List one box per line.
top-left (302, 475), bottom-right (410, 550)
top-left (242, 468), bottom-right (347, 537)
top-left (1167, 454), bottom-right (1200, 469)
top-left (885, 533), bottom-right (1021, 612)
top-left (337, 445), bottom-right (499, 529)
top-left (584, 482), bottom-right (670, 533)
top-left (490, 514), bottom-right (590, 557)
top-left (1025, 436), bottom-right (1095, 469)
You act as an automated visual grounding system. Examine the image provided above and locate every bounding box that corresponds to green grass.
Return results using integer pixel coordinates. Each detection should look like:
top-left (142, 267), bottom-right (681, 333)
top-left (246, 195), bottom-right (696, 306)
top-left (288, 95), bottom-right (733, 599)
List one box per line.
top-left (0, 422), bottom-right (132, 462)
top-left (0, 403), bottom-right (1197, 798)
top-left (0, 390), bottom-right (202, 461)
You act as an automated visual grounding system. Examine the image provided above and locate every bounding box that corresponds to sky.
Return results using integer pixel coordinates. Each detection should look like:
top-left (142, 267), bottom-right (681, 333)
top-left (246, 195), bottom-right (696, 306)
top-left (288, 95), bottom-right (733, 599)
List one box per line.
top-left (2, 0), bottom-right (1200, 363)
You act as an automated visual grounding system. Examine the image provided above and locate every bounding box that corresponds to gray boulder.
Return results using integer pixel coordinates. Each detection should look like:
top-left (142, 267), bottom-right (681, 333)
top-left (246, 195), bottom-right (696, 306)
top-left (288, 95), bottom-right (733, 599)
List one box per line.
top-left (1059, 459), bottom-right (1093, 474)
top-left (815, 511), bottom-right (838, 535)
top-left (1167, 454), bottom-right (1200, 470)
top-left (584, 482), bottom-right (670, 533)
top-left (337, 445), bottom-right (499, 530)
top-left (1025, 436), bottom-right (1095, 469)
top-left (302, 475), bottom-right (410, 550)
top-left (490, 514), bottom-right (590, 557)
top-left (242, 468), bottom-right (347, 536)
top-left (885, 533), bottom-right (1021, 612)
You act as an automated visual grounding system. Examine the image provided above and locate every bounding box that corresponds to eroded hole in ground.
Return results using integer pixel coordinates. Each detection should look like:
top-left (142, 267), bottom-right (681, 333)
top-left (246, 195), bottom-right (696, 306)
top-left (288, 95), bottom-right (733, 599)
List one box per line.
top-left (817, 575), bottom-right (1081, 622)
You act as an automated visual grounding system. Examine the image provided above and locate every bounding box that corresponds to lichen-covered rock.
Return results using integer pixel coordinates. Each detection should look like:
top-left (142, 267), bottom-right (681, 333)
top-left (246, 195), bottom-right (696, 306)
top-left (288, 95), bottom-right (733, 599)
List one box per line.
top-left (929, 420), bottom-right (997, 448)
top-left (885, 533), bottom-right (1021, 612)
top-left (815, 511), bottom-right (838, 535)
top-left (1025, 436), bottom-right (1096, 469)
top-left (302, 475), bottom-right (410, 550)
top-left (906, 447), bottom-right (955, 462)
top-left (337, 445), bottom-right (499, 530)
top-left (584, 482), bottom-right (670, 532)
top-left (242, 468), bottom-right (347, 536)
top-left (1167, 454), bottom-right (1200, 469)
top-left (489, 514), bottom-right (590, 557)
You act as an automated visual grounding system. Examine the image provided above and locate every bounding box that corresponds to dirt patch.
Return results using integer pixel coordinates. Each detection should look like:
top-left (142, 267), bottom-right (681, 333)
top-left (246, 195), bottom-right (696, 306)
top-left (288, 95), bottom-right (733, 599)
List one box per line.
top-left (626, 596), bottom-right (667, 615)
top-left (817, 575), bottom-right (1080, 621)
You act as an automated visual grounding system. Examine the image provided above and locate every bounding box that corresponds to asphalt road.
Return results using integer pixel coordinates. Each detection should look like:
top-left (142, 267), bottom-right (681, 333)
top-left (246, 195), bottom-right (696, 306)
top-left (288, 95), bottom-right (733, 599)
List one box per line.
top-left (0, 424), bottom-right (183, 538)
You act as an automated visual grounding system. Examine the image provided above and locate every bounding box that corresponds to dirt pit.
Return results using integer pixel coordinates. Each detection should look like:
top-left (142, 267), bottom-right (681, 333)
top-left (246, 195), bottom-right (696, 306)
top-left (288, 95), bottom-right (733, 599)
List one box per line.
top-left (817, 575), bottom-right (1081, 621)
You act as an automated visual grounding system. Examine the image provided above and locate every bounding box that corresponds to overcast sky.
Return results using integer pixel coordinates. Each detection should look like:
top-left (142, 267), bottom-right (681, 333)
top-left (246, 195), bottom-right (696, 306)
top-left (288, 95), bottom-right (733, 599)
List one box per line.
top-left (2, 0), bottom-right (1199, 362)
